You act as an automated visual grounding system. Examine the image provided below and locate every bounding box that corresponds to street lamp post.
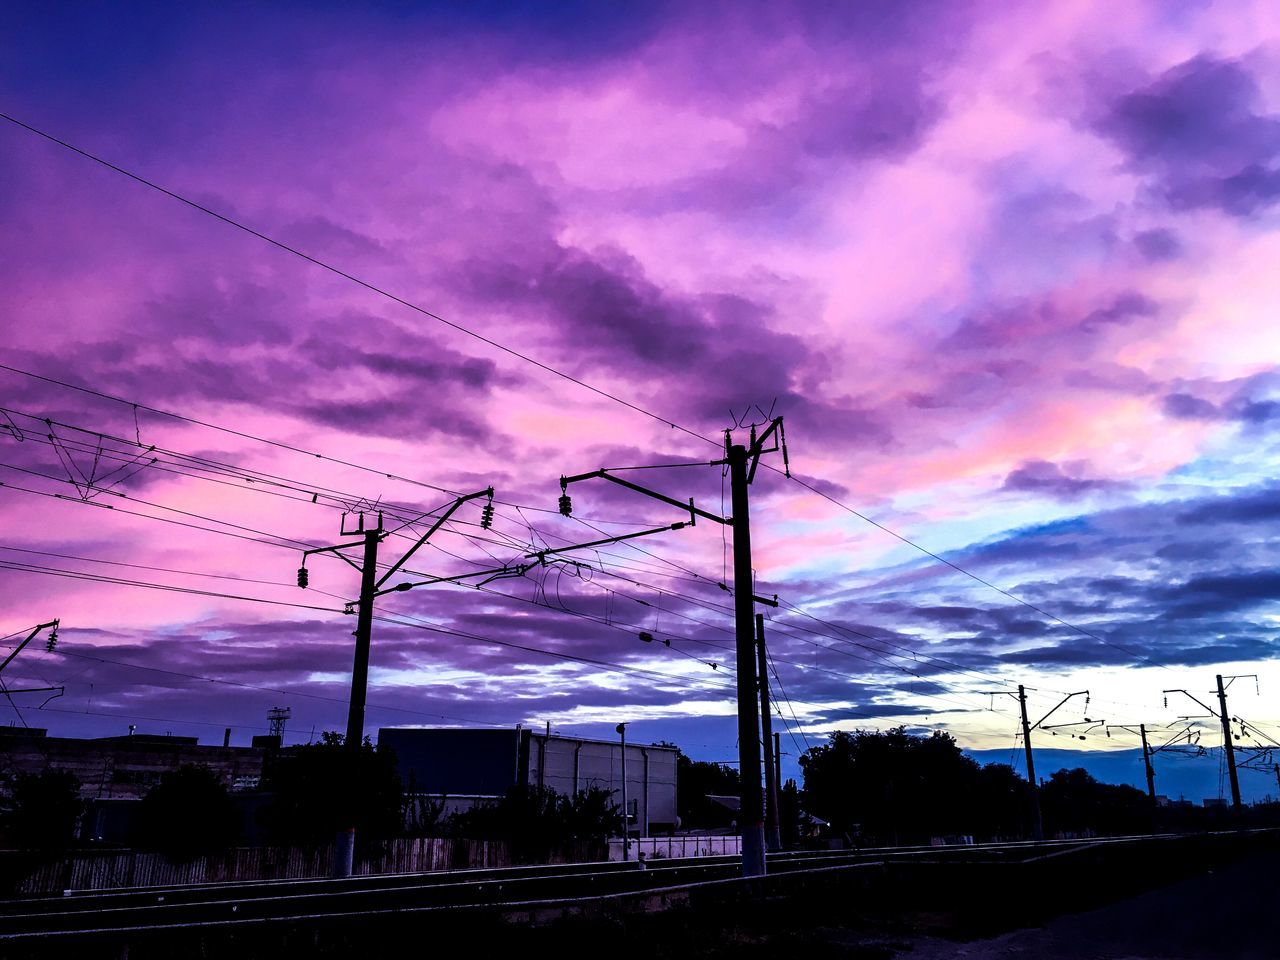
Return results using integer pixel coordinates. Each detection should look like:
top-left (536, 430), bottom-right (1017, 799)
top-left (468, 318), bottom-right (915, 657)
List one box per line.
top-left (616, 722), bottom-right (629, 862)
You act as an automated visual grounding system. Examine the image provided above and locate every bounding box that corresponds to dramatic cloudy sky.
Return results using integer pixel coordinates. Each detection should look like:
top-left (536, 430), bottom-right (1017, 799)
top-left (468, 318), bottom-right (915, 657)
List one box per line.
top-left (3, 1), bottom-right (1279, 800)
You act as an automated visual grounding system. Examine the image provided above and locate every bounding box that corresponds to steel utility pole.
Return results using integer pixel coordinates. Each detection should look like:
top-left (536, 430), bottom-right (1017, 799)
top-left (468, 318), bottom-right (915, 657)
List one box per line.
top-left (617, 722), bottom-right (630, 862)
top-left (756, 613), bottom-right (782, 852)
top-left (1140, 723), bottom-right (1155, 802)
top-left (345, 524), bottom-right (381, 753)
top-left (729, 438), bottom-right (763, 877)
top-left (1018, 685), bottom-right (1042, 842)
top-left (1164, 676), bottom-right (1254, 814)
top-left (298, 490), bottom-right (522, 876)
top-left (774, 730), bottom-right (783, 815)
top-left (1105, 723), bottom-right (1158, 802)
top-left (551, 416), bottom-right (789, 879)
top-left (1217, 675), bottom-right (1242, 812)
top-left (984, 685), bottom-right (1093, 843)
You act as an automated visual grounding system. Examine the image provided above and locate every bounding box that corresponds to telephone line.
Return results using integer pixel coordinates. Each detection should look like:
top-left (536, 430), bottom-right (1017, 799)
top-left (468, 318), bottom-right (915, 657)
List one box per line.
top-left (0, 113), bottom-right (715, 448)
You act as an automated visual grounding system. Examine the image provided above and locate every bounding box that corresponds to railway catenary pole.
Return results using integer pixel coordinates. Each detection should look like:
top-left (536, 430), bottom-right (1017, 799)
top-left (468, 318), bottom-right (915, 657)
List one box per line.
top-left (986, 685), bottom-right (1091, 842)
top-left (774, 730), bottom-right (783, 835)
top-left (729, 442), bottom-right (766, 877)
top-left (1018, 685), bottom-right (1044, 842)
top-left (297, 490), bottom-right (516, 877)
top-left (617, 722), bottom-right (630, 862)
top-left (756, 613), bottom-right (782, 852)
top-left (1165, 677), bottom-right (1252, 814)
top-left (1216, 675), bottom-right (1243, 812)
top-left (1140, 723), bottom-right (1156, 803)
top-left (551, 416), bottom-right (790, 879)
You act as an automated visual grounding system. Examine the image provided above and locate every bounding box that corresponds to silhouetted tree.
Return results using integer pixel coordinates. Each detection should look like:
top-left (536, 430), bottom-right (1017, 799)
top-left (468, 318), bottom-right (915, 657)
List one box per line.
top-left (135, 764), bottom-right (238, 860)
top-left (969, 762), bottom-right (1032, 840)
top-left (258, 732), bottom-right (403, 847)
top-left (1041, 767), bottom-right (1150, 836)
top-left (451, 784), bottom-right (621, 862)
top-left (671, 749), bottom-right (741, 829)
top-left (801, 727), bottom-right (986, 844)
top-left (778, 778), bottom-right (803, 845)
top-left (3, 769), bottom-right (82, 850)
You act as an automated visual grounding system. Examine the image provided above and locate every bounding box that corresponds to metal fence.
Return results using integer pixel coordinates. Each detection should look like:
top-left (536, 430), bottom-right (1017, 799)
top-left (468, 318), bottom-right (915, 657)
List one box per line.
top-left (607, 835), bottom-right (741, 861)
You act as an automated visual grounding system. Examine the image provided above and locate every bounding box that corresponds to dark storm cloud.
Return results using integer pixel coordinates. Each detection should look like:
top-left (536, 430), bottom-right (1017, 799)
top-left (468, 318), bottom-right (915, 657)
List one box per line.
top-left (1002, 459), bottom-right (1125, 500)
top-left (1097, 55), bottom-right (1280, 216)
top-left (5, 297), bottom-right (522, 447)
top-left (1177, 486), bottom-right (1280, 525)
top-left (806, 478), bottom-right (1280, 674)
top-left (1162, 392), bottom-right (1221, 420)
top-left (946, 290), bottom-right (1161, 352)
top-left (453, 239), bottom-right (895, 451)
top-left (1153, 571), bottom-right (1280, 619)
top-left (1132, 228), bottom-right (1182, 261)
top-left (1161, 371), bottom-right (1280, 428)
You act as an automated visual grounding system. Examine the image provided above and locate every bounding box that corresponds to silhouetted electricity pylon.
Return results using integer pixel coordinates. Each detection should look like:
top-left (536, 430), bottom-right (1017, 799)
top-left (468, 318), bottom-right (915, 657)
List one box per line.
top-left (985, 685), bottom-right (1095, 841)
top-left (295, 489), bottom-right (526, 876)
top-left (550, 416), bottom-right (789, 878)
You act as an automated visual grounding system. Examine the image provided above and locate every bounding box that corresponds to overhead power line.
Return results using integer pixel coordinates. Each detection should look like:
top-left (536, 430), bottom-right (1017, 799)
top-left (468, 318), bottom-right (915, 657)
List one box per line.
top-left (0, 113), bottom-right (713, 447)
top-left (0, 112), bottom-right (1182, 679)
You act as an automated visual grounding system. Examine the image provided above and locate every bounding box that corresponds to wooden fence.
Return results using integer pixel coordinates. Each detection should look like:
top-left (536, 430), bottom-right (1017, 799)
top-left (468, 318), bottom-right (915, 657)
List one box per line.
top-left (0, 836), bottom-right (606, 895)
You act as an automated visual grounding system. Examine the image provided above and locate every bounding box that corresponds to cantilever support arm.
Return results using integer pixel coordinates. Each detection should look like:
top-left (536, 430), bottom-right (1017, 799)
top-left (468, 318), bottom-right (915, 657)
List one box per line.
top-left (0, 620), bottom-right (59, 675)
top-left (1032, 690), bottom-right (1089, 731)
top-left (375, 488), bottom-right (492, 589)
top-left (1163, 688), bottom-right (1219, 718)
top-left (302, 540), bottom-right (365, 572)
top-left (375, 562), bottom-right (529, 597)
top-left (1, 684), bottom-right (63, 696)
top-left (745, 417), bottom-right (786, 484)
top-left (561, 470), bottom-right (727, 526)
top-left (527, 521), bottom-right (691, 562)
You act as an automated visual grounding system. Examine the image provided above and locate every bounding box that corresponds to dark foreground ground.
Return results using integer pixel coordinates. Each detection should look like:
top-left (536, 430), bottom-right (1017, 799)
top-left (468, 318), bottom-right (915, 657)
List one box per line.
top-left (819, 848), bottom-right (1277, 960)
top-left (534, 835), bottom-right (1276, 960)
top-left (2, 833), bottom-right (1271, 959)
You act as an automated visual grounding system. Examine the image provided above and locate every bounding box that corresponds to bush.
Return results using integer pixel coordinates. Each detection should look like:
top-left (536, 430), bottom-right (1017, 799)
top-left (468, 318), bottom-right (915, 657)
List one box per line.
top-left (258, 732), bottom-right (403, 847)
top-left (136, 764), bottom-right (239, 860)
top-left (4, 768), bottom-right (83, 850)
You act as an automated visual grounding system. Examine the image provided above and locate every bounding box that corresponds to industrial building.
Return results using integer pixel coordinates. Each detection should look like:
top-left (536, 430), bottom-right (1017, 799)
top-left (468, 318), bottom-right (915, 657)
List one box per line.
top-left (0, 727), bottom-right (266, 801)
top-left (378, 726), bottom-right (679, 835)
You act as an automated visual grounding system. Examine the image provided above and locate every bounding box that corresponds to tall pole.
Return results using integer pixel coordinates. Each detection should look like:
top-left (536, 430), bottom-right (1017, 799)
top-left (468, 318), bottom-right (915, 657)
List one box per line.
top-left (345, 529), bottom-right (381, 750)
top-left (1018, 685), bottom-right (1044, 842)
top-left (617, 722), bottom-right (629, 862)
top-left (730, 444), bottom-right (766, 878)
top-left (756, 614), bottom-right (782, 852)
top-left (1216, 675), bottom-right (1242, 812)
top-left (773, 731), bottom-right (782, 808)
top-left (334, 528), bottom-right (380, 879)
top-left (1139, 723), bottom-right (1156, 802)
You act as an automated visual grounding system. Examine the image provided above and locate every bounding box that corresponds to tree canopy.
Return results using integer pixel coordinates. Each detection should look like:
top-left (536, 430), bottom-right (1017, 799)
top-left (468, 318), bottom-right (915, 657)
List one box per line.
top-left (798, 727), bottom-right (1162, 844)
top-left (258, 732), bottom-right (403, 846)
top-left (3, 768), bottom-right (83, 850)
top-left (136, 764), bottom-right (239, 860)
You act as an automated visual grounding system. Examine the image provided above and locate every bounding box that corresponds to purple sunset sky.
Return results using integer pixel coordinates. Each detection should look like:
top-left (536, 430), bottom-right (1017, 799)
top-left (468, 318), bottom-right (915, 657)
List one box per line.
top-left (2, 2), bottom-right (1279, 798)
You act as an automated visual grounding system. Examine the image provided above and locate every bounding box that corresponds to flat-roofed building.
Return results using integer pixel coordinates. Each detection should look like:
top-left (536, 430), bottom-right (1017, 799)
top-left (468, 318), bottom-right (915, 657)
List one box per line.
top-left (378, 726), bottom-right (678, 835)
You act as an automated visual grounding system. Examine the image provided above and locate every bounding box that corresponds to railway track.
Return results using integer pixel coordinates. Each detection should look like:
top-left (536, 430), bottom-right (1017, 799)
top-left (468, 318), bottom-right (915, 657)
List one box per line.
top-left (0, 831), bottom-right (1252, 944)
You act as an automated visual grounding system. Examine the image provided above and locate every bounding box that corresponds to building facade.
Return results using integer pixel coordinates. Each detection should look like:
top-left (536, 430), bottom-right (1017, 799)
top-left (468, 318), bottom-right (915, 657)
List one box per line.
top-left (0, 728), bottom-right (266, 801)
top-left (378, 726), bottom-right (678, 835)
